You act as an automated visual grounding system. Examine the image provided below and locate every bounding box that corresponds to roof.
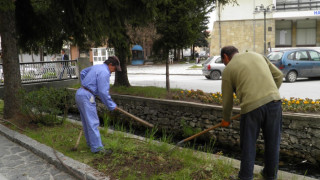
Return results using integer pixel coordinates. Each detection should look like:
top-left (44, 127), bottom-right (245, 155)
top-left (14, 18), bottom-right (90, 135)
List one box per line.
top-left (132, 45), bottom-right (143, 51)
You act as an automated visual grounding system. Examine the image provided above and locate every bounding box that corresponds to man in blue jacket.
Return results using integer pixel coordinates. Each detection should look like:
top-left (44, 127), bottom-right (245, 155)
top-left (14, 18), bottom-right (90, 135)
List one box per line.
top-left (75, 56), bottom-right (121, 154)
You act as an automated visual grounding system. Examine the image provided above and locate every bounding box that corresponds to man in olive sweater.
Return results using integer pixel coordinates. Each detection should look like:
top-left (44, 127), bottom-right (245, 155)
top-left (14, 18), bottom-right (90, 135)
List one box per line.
top-left (220, 46), bottom-right (283, 180)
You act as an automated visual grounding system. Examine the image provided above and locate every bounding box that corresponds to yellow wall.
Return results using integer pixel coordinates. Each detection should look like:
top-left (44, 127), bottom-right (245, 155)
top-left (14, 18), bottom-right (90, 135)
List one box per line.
top-left (210, 19), bottom-right (275, 56)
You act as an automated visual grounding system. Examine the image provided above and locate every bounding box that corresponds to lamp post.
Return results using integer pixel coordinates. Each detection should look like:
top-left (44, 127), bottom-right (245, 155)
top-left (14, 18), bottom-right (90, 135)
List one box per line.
top-left (255, 4), bottom-right (275, 55)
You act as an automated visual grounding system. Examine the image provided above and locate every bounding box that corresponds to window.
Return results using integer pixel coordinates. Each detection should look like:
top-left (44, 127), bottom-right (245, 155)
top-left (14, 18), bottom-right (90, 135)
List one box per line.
top-left (215, 57), bottom-right (222, 63)
top-left (268, 52), bottom-right (283, 61)
top-left (275, 20), bottom-right (292, 47)
top-left (287, 52), bottom-right (295, 60)
top-left (309, 51), bottom-right (320, 61)
top-left (296, 20), bottom-right (316, 46)
top-left (92, 48), bottom-right (107, 65)
top-left (295, 51), bottom-right (309, 61)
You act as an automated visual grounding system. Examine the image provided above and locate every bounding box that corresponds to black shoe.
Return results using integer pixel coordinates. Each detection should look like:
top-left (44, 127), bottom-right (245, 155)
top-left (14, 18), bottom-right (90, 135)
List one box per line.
top-left (95, 148), bottom-right (113, 155)
top-left (229, 175), bottom-right (239, 180)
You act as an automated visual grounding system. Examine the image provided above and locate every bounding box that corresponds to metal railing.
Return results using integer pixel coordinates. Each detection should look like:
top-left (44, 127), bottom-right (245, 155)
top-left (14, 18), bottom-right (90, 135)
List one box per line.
top-left (0, 60), bottom-right (79, 86)
top-left (276, 0), bottom-right (320, 11)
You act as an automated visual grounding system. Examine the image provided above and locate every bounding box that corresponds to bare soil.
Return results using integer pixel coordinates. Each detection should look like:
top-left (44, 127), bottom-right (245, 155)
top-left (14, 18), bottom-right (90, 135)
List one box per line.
top-left (91, 149), bottom-right (184, 179)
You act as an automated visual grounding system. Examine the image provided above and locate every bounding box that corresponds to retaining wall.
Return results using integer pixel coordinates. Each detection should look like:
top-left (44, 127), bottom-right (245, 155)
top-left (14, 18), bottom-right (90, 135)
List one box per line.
top-left (68, 89), bottom-right (320, 164)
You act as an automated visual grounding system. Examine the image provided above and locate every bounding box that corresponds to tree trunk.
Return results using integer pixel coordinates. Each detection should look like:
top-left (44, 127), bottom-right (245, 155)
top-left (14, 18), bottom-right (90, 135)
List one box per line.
top-left (177, 49), bottom-right (181, 61)
top-left (0, 2), bottom-right (22, 119)
top-left (31, 51), bottom-right (34, 62)
top-left (114, 43), bottom-right (130, 87)
top-left (165, 49), bottom-right (170, 92)
top-left (40, 47), bottom-right (44, 61)
top-left (192, 45), bottom-right (195, 60)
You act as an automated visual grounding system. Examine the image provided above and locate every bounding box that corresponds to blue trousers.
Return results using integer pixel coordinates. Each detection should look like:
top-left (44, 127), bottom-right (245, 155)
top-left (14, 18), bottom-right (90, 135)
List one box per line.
top-left (75, 88), bottom-right (104, 153)
top-left (238, 101), bottom-right (282, 180)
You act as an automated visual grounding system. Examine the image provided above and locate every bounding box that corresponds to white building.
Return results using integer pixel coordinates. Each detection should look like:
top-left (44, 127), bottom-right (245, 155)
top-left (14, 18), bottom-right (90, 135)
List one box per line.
top-left (210, 0), bottom-right (320, 56)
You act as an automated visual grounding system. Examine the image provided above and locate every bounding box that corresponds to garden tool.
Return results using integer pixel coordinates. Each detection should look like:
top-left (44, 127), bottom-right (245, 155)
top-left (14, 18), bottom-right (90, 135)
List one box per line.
top-left (96, 96), bottom-right (154, 128)
top-left (169, 114), bottom-right (241, 152)
top-left (117, 107), bottom-right (154, 128)
top-left (71, 130), bottom-right (83, 151)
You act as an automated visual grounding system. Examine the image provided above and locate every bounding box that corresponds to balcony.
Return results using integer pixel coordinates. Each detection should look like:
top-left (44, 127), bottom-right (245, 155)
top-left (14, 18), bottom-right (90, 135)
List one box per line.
top-left (276, 0), bottom-right (320, 11)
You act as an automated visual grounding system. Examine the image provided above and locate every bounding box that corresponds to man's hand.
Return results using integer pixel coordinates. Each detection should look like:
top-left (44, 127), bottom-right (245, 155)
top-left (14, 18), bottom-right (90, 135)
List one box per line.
top-left (220, 119), bottom-right (230, 127)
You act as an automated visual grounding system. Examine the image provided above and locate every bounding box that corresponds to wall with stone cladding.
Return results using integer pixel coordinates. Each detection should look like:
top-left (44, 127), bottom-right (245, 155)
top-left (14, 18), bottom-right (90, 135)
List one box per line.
top-left (210, 19), bottom-right (275, 56)
top-left (68, 89), bottom-right (320, 164)
top-left (112, 94), bottom-right (320, 164)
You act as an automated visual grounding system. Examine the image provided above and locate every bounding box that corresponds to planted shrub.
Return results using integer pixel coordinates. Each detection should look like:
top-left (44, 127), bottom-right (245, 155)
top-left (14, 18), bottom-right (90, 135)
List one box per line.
top-left (173, 89), bottom-right (320, 113)
top-left (19, 87), bottom-right (74, 125)
top-left (42, 72), bottom-right (56, 79)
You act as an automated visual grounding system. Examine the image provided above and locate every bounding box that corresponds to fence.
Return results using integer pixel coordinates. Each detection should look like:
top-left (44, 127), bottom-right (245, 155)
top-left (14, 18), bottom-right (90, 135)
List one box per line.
top-left (0, 60), bottom-right (79, 85)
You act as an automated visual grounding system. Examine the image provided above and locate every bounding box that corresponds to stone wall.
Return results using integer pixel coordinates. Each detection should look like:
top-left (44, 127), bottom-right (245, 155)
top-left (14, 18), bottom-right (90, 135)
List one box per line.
top-left (210, 19), bottom-right (276, 56)
top-left (69, 89), bottom-right (320, 165)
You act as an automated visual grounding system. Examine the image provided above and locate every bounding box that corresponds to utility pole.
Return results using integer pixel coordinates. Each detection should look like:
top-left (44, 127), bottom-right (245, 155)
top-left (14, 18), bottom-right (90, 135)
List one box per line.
top-left (254, 4), bottom-right (276, 55)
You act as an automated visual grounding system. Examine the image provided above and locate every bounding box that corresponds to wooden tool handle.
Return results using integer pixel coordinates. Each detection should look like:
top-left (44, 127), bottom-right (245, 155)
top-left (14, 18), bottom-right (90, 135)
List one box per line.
top-left (117, 107), bottom-right (154, 128)
top-left (178, 114), bottom-right (241, 144)
top-left (179, 123), bottom-right (221, 144)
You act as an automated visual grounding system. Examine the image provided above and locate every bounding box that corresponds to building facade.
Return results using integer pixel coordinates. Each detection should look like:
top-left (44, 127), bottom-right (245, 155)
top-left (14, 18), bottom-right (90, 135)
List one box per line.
top-left (210, 0), bottom-right (320, 56)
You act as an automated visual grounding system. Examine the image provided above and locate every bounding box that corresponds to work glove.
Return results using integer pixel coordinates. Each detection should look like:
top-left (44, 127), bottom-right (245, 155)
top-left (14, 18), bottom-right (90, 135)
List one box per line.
top-left (220, 119), bottom-right (230, 127)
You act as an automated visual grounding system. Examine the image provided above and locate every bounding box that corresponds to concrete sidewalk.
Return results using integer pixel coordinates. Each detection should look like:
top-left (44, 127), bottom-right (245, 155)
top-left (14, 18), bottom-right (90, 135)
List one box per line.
top-left (127, 63), bottom-right (203, 75)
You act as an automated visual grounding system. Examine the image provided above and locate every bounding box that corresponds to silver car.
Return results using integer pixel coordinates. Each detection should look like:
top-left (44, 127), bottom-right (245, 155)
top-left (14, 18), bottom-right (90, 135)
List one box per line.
top-left (202, 56), bottom-right (225, 80)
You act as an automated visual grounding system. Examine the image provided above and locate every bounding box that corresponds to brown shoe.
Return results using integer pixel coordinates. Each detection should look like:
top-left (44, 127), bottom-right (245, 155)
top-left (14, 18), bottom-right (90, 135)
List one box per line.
top-left (95, 148), bottom-right (113, 155)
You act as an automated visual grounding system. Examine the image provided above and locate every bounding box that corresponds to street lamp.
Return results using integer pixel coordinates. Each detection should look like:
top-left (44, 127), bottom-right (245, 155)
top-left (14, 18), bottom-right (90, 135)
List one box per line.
top-left (255, 4), bottom-right (276, 55)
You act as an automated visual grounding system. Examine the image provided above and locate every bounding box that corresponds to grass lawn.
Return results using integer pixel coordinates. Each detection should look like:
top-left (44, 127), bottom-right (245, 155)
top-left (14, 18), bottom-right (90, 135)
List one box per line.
top-left (0, 110), bottom-right (239, 180)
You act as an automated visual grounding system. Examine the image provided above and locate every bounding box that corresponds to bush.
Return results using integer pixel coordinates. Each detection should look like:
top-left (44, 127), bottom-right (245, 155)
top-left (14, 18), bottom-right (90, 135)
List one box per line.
top-left (42, 72), bottom-right (56, 79)
top-left (19, 87), bottom-right (74, 125)
top-left (21, 74), bottom-right (35, 80)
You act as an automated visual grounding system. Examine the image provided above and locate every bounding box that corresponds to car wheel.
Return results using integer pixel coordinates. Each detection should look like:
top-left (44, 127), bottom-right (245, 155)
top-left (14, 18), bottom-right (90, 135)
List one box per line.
top-left (285, 71), bottom-right (297, 83)
top-left (205, 75), bottom-right (210, 79)
top-left (210, 71), bottom-right (221, 80)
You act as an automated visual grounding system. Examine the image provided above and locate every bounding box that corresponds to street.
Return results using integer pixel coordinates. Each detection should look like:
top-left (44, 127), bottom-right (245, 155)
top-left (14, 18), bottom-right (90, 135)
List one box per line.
top-left (111, 74), bottom-right (320, 100)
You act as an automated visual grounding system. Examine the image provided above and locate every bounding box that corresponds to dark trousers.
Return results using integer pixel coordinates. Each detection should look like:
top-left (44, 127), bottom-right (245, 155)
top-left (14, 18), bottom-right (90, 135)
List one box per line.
top-left (238, 101), bottom-right (282, 180)
top-left (59, 65), bottom-right (71, 79)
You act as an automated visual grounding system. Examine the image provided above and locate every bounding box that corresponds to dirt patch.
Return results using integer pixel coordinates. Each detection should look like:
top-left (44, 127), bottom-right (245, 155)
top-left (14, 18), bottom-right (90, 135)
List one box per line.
top-left (0, 114), bottom-right (38, 133)
top-left (91, 148), bottom-right (184, 179)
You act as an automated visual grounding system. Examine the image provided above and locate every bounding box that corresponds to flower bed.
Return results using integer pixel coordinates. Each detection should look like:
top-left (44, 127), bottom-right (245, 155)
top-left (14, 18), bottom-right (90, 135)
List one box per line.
top-left (172, 89), bottom-right (320, 114)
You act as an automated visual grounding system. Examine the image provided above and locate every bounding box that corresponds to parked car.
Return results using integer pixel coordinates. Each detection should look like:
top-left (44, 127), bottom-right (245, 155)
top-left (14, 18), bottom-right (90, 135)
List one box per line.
top-left (202, 56), bottom-right (225, 80)
top-left (267, 49), bottom-right (320, 82)
top-left (20, 64), bottom-right (40, 76)
top-left (41, 63), bottom-right (56, 74)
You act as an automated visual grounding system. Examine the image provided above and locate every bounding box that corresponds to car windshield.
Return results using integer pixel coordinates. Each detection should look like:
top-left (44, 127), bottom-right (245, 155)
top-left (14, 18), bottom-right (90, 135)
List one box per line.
top-left (202, 57), bottom-right (214, 64)
top-left (267, 52), bottom-right (283, 61)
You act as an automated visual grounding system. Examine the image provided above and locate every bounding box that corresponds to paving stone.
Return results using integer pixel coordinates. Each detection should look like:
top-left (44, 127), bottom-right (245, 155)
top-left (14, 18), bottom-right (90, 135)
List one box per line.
top-left (53, 173), bottom-right (76, 180)
top-left (2, 154), bottom-right (21, 161)
top-left (35, 173), bottom-right (54, 180)
top-left (0, 134), bottom-right (75, 180)
top-left (11, 146), bottom-right (25, 154)
top-left (0, 149), bottom-right (10, 158)
top-left (7, 174), bottom-right (29, 180)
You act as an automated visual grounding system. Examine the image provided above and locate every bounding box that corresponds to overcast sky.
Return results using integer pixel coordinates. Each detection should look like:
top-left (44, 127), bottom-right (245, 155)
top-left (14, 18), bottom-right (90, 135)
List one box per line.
top-left (207, 10), bottom-right (216, 31)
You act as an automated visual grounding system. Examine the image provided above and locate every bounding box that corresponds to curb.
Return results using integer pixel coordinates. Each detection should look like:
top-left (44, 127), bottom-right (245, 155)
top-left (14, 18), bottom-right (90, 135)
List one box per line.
top-left (0, 123), bottom-right (110, 180)
top-left (0, 120), bottom-right (317, 180)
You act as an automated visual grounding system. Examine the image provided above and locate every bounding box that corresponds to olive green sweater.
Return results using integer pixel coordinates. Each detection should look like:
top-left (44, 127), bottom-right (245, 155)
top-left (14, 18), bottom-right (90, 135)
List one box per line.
top-left (222, 52), bottom-right (283, 121)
